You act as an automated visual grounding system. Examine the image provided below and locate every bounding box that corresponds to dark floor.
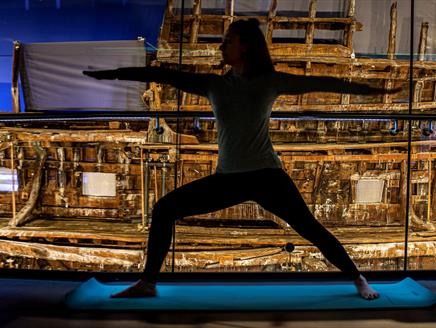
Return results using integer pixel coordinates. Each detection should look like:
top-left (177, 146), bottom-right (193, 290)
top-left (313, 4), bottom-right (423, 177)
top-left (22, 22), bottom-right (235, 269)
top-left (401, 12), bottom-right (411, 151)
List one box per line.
top-left (0, 274), bottom-right (434, 328)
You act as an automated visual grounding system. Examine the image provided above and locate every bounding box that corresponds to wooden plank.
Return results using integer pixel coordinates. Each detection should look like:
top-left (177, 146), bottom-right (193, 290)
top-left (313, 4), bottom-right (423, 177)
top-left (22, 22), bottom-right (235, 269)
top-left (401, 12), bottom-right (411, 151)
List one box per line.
top-left (0, 239), bottom-right (143, 266)
top-left (157, 101), bottom-right (435, 113)
top-left (0, 227), bottom-right (145, 243)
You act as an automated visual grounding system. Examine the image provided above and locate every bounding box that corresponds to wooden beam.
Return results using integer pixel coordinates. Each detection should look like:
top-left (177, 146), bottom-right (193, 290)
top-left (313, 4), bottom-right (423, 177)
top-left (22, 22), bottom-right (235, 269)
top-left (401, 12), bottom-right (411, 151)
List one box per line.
top-left (305, 0), bottom-right (317, 45)
top-left (10, 143), bottom-right (16, 223)
top-left (427, 159), bottom-right (432, 223)
top-left (0, 239), bottom-right (143, 267)
top-left (155, 100), bottom-right (436, 113)
top-left (418, 22), bottom-right (429, 61)
top-left (158, 0), bottom-right (174, 45)
top-left (343, 0), bottom-right (356, 48)
top-left (387, 2), bottom-right (397, 60)
top-left (225, 0), bottom-right (234, 16)
top-left (223, 0), bottom-right (234, 32)
top-left (189, 0), bottom-right (202, 44)
top-left (9, 143), bottom-right (47, 227)
top-left (11, 41), bottom-right (21, 113)
top-left (265, 0), bottom-right (277, 45)
top-left (347, 0), bottom-right (355, 17)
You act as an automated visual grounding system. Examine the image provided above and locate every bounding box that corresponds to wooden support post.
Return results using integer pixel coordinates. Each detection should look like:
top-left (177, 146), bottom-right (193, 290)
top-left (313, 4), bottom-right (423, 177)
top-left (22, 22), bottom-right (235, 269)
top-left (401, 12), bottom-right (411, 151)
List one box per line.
top-left (347, 0), bottom-right (355, 17)
top-left (427, 159), bottom-right (432, 223)
top-left (383, 78), bottom-right (394, 104)
top-left (159, 0), bottom-right (174, 42)
top-left (167, 0), bottom-right (174, 16)
top-left (11, 41), bottom-right (21, 113)
top-left (265, 0), bottom-right (277, 45)
top-left (432, 160), bottom-right (436, 221)
top-left (305, 0), bottom-right (317, 45)
top-left (400, 160), bottom-right (408, 226)
top-left (144, 159), bottom-right (150, 225)
top-left (224, 0), bottom-right (234, 32)
top-left (189, 0), bottom-right (201, 44)
top-left (9, 143), bottom-right (47, 227)
top-left (387, 2), bottom-right (397, 60)
top-left (343, 0), bottom-right (356, 48)
top-left (341, 82), bottom-right (351, 104)
top-left (299, 61), bottom-right (311, 106)
top-left (414, 81), bottom-right (424, 103)
top-left (434, 81), bottom-right (436, 102)
top-left (383, 64), bottom-right (397, 104)
top-left (10, 144), bottom-right (16, 224)
top-left (140, 149), bottom-right (145, 229)
top-left (225, 0), bottom-right (234, 16)
top-left (418, 22), bottom-right (429, 61)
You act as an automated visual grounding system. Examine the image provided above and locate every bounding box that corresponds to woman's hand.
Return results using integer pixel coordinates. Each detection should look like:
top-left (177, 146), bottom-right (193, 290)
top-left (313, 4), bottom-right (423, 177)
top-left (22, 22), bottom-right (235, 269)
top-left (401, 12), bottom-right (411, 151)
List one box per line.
top-left (83, 69), bottom-right (119, 80)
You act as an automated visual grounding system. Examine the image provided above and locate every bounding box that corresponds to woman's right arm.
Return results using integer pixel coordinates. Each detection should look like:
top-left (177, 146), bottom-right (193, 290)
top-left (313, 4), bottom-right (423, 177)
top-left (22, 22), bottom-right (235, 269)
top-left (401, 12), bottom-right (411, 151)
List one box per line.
top-left (83, 66), bottom-right (212, 97)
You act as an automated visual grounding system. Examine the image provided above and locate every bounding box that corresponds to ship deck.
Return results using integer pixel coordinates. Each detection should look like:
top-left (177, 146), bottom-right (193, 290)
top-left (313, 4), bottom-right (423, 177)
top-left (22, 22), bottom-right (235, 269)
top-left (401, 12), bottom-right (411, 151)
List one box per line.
top-left (0, 216), bottom-right (435, 272)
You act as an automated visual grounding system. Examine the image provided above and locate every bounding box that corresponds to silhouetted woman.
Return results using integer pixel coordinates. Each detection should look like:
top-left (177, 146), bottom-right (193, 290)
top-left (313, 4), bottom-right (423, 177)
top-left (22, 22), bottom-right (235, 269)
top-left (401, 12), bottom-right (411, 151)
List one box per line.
top-left (84, 18), bottom-right (396, 300)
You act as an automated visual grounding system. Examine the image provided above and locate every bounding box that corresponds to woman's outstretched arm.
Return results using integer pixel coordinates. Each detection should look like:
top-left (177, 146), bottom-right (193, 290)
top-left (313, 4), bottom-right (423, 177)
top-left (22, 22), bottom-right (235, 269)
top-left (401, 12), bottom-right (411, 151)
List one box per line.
top-left (274, 72), bottom-right (401, 95)
top-left (83, 66), bottom-right (213, 97)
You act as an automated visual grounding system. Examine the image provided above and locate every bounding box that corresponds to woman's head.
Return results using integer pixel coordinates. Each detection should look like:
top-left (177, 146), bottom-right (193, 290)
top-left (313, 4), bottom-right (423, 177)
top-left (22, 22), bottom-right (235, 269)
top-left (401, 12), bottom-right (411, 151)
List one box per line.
top-left (219, 18), bottom-right (274, 76)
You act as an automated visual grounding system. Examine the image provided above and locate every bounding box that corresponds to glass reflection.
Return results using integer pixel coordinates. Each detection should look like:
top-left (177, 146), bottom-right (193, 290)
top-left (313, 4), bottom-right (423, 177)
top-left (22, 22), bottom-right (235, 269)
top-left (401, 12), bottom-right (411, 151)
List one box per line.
top-left (0, 0), bottom-right (435, 275)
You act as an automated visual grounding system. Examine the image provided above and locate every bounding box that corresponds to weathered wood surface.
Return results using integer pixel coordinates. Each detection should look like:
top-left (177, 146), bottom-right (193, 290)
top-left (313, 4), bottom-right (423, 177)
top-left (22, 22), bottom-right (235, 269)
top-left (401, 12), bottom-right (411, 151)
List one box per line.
top-left (154, 0), bottom-right (436, 116)
top-left (0, 128), bottom-right (199, 144)
top-left (9, 143), bottom-right (47, 227)
top-left (1, 217), bottom-right (434, 248)
top-left (0, 226), bottom-right (434, 272)
top-left (387, 2), bottom-right (397, 60)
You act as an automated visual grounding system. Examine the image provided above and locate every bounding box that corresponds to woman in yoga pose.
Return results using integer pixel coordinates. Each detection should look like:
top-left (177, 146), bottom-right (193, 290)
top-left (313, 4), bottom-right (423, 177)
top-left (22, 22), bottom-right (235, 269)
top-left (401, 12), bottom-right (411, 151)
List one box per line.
top-left (84, 18), bottom-right (397, 300)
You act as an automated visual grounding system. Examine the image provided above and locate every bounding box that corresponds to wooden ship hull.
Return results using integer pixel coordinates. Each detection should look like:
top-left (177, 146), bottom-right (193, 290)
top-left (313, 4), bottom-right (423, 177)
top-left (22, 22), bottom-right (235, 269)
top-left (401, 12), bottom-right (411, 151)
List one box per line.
top-left (0, 0), bottom-right (435, 273)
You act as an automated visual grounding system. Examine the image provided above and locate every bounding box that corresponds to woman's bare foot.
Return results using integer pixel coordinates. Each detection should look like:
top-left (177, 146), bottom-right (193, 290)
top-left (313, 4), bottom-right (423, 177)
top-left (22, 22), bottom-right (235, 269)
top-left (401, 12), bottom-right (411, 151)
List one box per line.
top-left (110, 279), bottom-right (157, 298)
top-left (354, 275), bottom-right (379, 300)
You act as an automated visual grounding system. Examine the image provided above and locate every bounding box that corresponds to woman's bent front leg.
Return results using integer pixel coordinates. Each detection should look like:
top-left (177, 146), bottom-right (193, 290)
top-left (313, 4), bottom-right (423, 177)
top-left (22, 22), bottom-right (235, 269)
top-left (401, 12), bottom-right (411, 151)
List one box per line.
top-left (142, 173), bottom-right (250, 284)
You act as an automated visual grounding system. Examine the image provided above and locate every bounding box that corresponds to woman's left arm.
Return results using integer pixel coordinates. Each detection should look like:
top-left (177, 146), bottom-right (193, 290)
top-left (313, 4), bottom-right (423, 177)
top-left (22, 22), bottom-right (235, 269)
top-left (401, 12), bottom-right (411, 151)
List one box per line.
top-left (275, 72), bottom-right (401, 95)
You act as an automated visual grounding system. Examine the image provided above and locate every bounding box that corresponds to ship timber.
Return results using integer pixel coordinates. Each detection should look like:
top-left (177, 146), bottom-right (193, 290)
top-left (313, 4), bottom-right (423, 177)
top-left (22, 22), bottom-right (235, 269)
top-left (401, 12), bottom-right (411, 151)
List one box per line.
top-left (0, 0), bottom-right (435, 273)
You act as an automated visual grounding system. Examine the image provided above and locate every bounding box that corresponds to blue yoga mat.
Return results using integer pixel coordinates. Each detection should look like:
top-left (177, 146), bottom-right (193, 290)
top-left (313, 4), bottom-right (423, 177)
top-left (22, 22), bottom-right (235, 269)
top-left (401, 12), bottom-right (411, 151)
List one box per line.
top-left (65, 277), bottom-right (436, 311)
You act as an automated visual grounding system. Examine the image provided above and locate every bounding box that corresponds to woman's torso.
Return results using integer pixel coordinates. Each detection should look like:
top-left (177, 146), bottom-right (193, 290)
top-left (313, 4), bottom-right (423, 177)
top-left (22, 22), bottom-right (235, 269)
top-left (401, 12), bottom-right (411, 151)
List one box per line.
top-left (206, 71), bottom-right (282, 174)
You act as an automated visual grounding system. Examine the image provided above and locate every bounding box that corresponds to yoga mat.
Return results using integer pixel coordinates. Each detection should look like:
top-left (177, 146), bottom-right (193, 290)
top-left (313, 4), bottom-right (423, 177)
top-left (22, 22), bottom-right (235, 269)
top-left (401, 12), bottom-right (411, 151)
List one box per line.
top-left (65, 278), bottom-right (436, 311)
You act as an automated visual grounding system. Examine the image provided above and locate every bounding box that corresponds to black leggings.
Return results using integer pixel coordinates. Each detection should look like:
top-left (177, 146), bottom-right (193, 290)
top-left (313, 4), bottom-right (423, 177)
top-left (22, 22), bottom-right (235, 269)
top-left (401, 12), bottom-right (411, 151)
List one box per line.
top-left (142, 168), bottom-right (360, 283)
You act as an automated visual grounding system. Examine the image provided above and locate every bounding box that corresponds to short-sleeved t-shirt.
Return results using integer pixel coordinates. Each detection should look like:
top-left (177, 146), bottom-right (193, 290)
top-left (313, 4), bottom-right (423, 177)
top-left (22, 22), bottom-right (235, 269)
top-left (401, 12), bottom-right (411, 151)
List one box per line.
top-left (205, 71), bottom-right (282, 174)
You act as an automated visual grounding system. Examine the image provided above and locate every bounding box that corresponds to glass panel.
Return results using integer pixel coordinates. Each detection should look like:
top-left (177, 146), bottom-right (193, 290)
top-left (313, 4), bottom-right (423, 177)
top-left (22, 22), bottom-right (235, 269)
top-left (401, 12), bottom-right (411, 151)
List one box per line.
top-left (407, 120), bottom-right (436, 270)
top-left (1, 0), bottom-right (433, 276)
top-left (0, 0), bottom-right (167, 272)
top-left (1, 0), bottom-right (165, 112)
top-left (157, 116), bottom-right (412, 273)
top-left (166, 0), bottom-right (416, 274)
top-left (355, 0), bottom-right (412, 114)
top-left (413, 0), bottom-right (436, 115)
top-left (407, 0), bottom-right (436, 269)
